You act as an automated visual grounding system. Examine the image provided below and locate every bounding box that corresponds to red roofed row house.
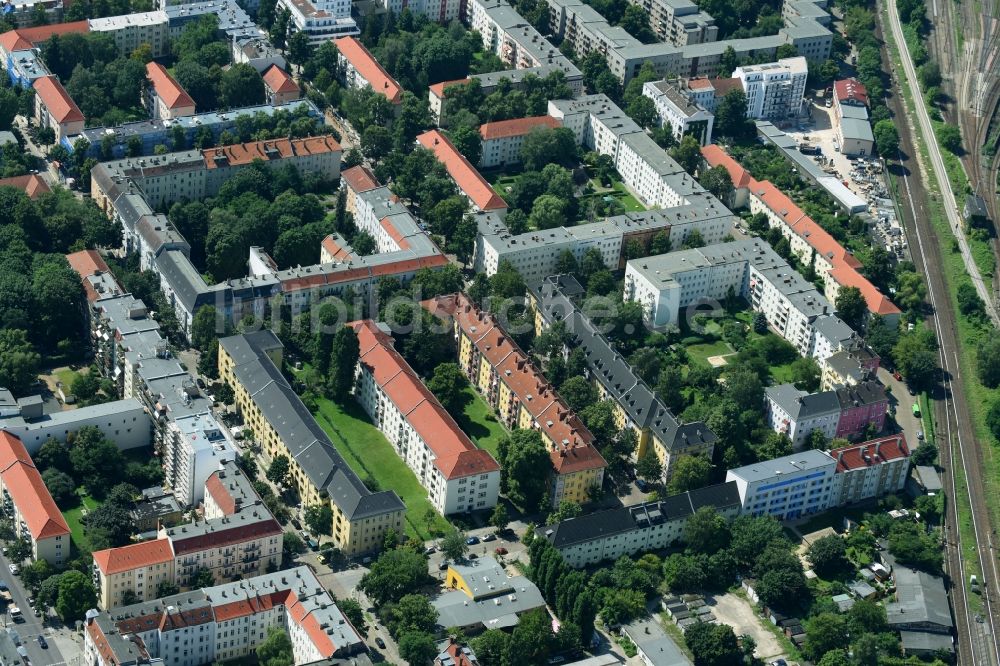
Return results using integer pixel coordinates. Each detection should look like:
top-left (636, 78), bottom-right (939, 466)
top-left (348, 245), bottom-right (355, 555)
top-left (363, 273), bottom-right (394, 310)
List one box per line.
top-left (829, 434), bottom-right (910, 505)
top-left (335, 36), bottom-right (402, 108)
top-left (33, 75), bottom-right (84, 143)
top-left (479, 115), bottom-right (562, 168)
top-left (701, 144), bottom-right (901, 324)
top-left (0, 432), bottom-right (70, 566)
top-left (426, 293), bottom-right (608, 506)
top-left (92, 460), bottom-right (282, 609)
top-left (83, 565), bottom-right (366, 666)
top-left (145, 62), bottom-right (195, 120)
top-left (418, 129), bottom-right (508, 214)
top-left (351, 320), bottom-right (501, 515)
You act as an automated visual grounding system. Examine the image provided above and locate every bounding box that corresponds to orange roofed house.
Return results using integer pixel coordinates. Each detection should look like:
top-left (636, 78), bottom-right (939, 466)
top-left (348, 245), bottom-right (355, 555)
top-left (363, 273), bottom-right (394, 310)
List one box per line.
top-left (0, 174), bottom-right (49, 199)
top-left (418, 130), bottom-right (508, 215)
top-left (83, 565), bottom-right (366, 666)
top-left (262, 64), bottom-right (301, 105)
top-left (426, 294), bottom-right (607, 506)
top-left (479, 115), bottom-right (562, 169)
top-left (0, 432), bottom-right (70, 566)
top-left (33, 75), bottom-right (84, 143)
top-left (350, 320), bottom-right (501, 515)
top-left (335, 36), bottom-right (402, 108)
top-left (145, 62), bottom-right (195, 120)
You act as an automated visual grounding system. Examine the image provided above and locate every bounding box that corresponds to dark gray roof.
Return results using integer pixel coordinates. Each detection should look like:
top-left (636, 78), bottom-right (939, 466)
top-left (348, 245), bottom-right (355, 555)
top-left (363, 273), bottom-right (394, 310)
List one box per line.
top-left (530, 276), bottom-right (715, 451)
top-left (155, 250), bottom-right (211, 312)
top-left (899, 631), bottom-right (954, 653)
top-left (887, 568), bottom-right (953, 631)
top-left (538, 482), bottom-right (739, 549)
top-left (835, 380), bottom-right (886, 409)
top-left (966, 194), bottom-right (989, 219)
top-left (912, 465), bottom-right (942, 492)
top-left (765, 383), bottom-right (840, 420)
top-left (137, 214), bottom-right (190, 258)
top-left (219, 331), bottom-right (404, 520)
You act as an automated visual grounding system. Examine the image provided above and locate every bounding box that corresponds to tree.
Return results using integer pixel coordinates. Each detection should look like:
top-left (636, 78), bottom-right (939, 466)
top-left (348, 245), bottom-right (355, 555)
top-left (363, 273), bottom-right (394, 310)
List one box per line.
top-left (257, 626), bottom-right (294, 666)
top-left (496, 429), bottom-right (552, 512)
top-left (41, 468), bottom-right (77, 508)
top-left (715, 89), bottom-right (751, 139)
top-left (560, 376), bottom-right (598, 412)
top-left (548, 501), bottom-right (582, 524)
top-left (667, 455), bottom-right (712, 494)
top-left (327, 326), bottom-right (360, 401)
top-left (283, 531), bottom-right (306, 555)
top-left (700, 165), bottom-right (733, 202)
top-left (685, 621), bottom-right (741, 666)
top-left (936, 124), bottom-right (962, 154)
top-left (529, 194), bottom-right (567, 230)
top-left (220, 63), bottom-right (266, 108)
top-left (0, 329), bottom-right (39, 396)
top-left (266, 454), bottom-right (291, 486)
top-left (304, 503), bottom-right (333, 536)
top-left (958, 281), bottom-right (985, 317)
top-left (489, 504), bottom-right (509, 532)
top-left (448, 124), bottom-right (482, 165)
top-left (359, 548), bottom-right (431, 605)
top-left (6, 538), bottom-right (31, 564)
top-left (388, 593), bottom-right (439, 639)
top-left (55, 570), bottom-right (97, 622)
top-left (670, 134), bottom-right (702, 174)
top-left (441, 530), bottom-right (469, 561)
top-left (684, 507), bottom-right (731, 554)
top-left (873, 119), bottom-right (899, 157)
top-left (471, 630), bottom-right (512, 665)
top-left (807, 535), bottom-right (849, 577)
top-left (192, 568), bottom-right (215, 588)
top-left (69, 427), bottom-right (125, 497)
top-left (427, 362), bottom-right (468, 414)
top-left (627, 95), bottom-right (658, 128)
top-left (790, 356), bottom-right (821, 392)
top-left (835, 286), bottom-right (866, 330)
top-left (520, 127), bottom-right (577, 170)
top-left (803, 612), bottom-right (850, 661)
top-left (361, 125), bottom-right (392, 161)
top-left (191, 305), bottom-right (223, 351)
top-left (888, 520), bottom-right (942, 571)
top-left (157, 580), bottom-right (180, 597)
top-left (398, 631), bottom-right (437, 665)
top-left (34, 438), bottom-right (70, 473)
top-left (978, 337), bottom-right (1000, 388)
top-left (635, 449), bottom-right (663, 483)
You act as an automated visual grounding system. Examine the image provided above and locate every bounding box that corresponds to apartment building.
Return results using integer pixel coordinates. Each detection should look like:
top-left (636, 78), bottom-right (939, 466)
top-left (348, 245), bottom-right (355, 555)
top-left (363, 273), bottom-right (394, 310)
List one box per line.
top-left (0, 395), bottom-right (151, 453)
top-left (335, 36), bottom-right (402, 106)
top-left (426, 293), bottom-right (607, 505)
top-left (418, 130), bottom-right (509, 214)
top-left (529, 275), bottom-right (716, 480)
top-left (538, 482), bottom-right (740, 567)
top-left (90, 10), bottom-right (170, 57)
top-left (0, 432), bottom-right (70, 566)
top-left (351, 320), bottom-right (501, 515)
top-left (377, 0), bottom-right (462, 23)
top-left (218, 331), bottom-right (406, 556)
top-left (262, 64), bottom-right (300, 105)
top-left (821, 346), bottom-right (880, 390)
top-left (726, 449), bottom-right (839, 520)
top-left (84, 567), bottom-right (367, 665)
top-left (733, 56), bottom-right (808, 119)
top-left (701, 144), bottom-right (902, 324)
top-left (546, 0), bottom-right (832, 84)
top-left (435, 556), bottom-right (547, 633)
top-left (467, 0), bottom-right (578, 73)
top-left (338, 164), bottom-right (380, 216)
top-left (765, 383), bottom-right (841, 449)
top-left (639, 0), bottom-right (718, 45)
top-left (145, 62), bottom-right (195, 120)
top-left (478, 115), bottom-right (562, 168)
top-left (642, 79), bottom-right (715, 145)
top-left (829, 435), bottom-right (910, 506)
top-left (33, 75), bottom-right (84, 143)
top-left (278, 0), bottom-right (358, 45)
top-left (92, 460), bottom-right (281, 609)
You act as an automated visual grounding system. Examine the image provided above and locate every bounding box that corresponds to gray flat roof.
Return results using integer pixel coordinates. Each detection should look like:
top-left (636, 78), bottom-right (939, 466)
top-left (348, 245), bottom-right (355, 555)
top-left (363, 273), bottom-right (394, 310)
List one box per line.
top-left (840, 117), bottom-right (874, 142)
top-left (623, 618), bottom-right (692, 665)
top-left (727, 449), bottom-right (835, 483)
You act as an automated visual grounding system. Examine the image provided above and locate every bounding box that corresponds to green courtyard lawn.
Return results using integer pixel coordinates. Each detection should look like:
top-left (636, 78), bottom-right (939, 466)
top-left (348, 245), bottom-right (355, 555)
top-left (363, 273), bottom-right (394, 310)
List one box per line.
top-left (311, 396), bottom-right (452, 541)
top-left (453, 386), bottom-right (507, 458)
top-left (62, 492), bottom-right (100, 554)
top-left (684, 340), bottom-right (734, 366)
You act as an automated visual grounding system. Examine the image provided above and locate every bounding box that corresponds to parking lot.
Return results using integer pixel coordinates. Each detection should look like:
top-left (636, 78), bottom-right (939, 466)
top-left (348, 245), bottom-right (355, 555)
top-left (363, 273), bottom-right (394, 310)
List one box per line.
top-left (708, 593), bottom-right (788, 663)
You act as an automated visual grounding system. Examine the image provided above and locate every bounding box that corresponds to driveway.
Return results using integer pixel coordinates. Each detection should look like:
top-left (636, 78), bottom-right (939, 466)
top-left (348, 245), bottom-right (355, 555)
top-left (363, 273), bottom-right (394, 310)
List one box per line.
top-left (876, 366), bottom-right (924, 443)
top-left (707, 593), bottom-right (786, 662)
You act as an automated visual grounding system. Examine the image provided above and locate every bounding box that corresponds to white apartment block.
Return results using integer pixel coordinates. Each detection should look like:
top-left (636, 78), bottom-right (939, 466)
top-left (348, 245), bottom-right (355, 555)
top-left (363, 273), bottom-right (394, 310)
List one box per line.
top-left (539, 482), bottom-right (741, 568)
top-left (89, 11), bottom-right (170, 58)
top-left (278, 0), bottom-right (358, 45)
top-left (764, 383), bottom-right (840, 448)
top-left (84, 567), bottom-right (366, 666)
top-left (642, 79), bottom-right (715, 145)
top-left (352, 321), bottom-right (501, 515)
top-left (733, 56), bottom-right (808, 119)
top-left (479, 115), bottom-right (562, 168)
top-left (726, 449), bottom-right (838, 520)
top-left (376, 0), bottom-right (461, 21)
top-left (162, 412), bottom-right (234, 506)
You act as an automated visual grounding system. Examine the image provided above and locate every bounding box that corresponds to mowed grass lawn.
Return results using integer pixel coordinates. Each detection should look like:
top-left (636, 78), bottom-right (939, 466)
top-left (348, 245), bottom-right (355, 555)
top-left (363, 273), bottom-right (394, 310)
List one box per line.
top-left (63, 493), bottom-right (100, 554)
top-left (685, 340), bottom-right (733, 366)
top-left (454, 386), bottom-right (507, 458)
top-left (311, 397), bottom-right (452, 541)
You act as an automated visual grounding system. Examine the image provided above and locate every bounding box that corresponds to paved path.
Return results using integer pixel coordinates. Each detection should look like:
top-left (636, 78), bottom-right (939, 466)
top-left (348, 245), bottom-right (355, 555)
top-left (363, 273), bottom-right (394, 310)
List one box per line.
top-left (885, 0), bottom-right (999, 327)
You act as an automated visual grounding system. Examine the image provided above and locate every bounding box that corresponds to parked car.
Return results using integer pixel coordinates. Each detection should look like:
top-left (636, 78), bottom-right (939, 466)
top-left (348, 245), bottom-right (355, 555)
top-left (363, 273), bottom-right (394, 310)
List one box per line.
top-left (466, 536), bottom-right (480, 546)
top-left (375, 637), bottom-right (386, 649)
top-left (36, 635), bottom-right (47, 649)
top-left (8, 564), bottom-right (17, 574)
top-left (495, 547), bottom-right (508, 556)
top-left (438, 561), bottom-right (449, 571)
top-left (424, 546), bottom-right (436, 555)
top-left (482, 533), bottom-right (497, 542)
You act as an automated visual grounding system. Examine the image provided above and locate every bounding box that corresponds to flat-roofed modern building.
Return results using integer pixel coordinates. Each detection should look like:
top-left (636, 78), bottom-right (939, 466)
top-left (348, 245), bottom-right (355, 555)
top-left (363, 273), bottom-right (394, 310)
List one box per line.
top-left (218, 331), bottom-right (406, 556)
top-left (538, 482), bottom-right (741, 567)
top-left (434, 556), bottom-right (546, 633)
top-left (726, 449), bottom-right (838, 520)
top-left (642, 79), bottom-right (715, 145)
top-left (733, 56), bottom-right (808, 119)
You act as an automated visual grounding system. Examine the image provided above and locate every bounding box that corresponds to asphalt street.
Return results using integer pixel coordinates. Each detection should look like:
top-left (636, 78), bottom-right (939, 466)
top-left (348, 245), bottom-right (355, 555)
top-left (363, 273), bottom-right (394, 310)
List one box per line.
top-left (0, 550), bottom-right (69, 666)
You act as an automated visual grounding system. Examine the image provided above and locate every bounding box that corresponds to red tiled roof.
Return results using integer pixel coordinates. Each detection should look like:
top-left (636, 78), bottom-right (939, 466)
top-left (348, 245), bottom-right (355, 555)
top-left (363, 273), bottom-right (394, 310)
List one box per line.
top-left (33, 76), bottom-right (84, 124)
top-left (711, 77), bottom-right (742, 96)
top-left (0, 20), bottom-right (89, 53)
top-left (66, 249), bottom-right (110, 280)
top-left (93, 538), bottom-right (174, 575)
top-left (205, 473), bottom-right (236, 516)
top-left (479, 115), bottom-right (561, 141)
top-left (830, 434), bottom-right (909, 472)
top-left (0, 439), bottom-right (70, 540)
top-left (213, 590), bottom-right (289, 622)
top-left (0, 174), bottom-right (50, 199)
top-left (146, 62), bottom-right (194, 110)
top-left (834, 78), bottom-right (868, 107)
top-left (203, 136), bottom-right (340, 168)
top-left (320, 234), bottom-right (357, 262)
top-left (429, 78), bottom-right (471, 99)
top-left (262, 64), bottom-right (300, 94)
top-left (828, 264), bottom-right (902, 315)
top-left (0, 432), bottom-right (31, 472)
top-left (438, 642), bottom-right (478, 666)
top-left (334, 37), bottom-right (402, 104)
top-left (686, 77), bottom-right (713, 91)
top-left (169, 517), bottom-right (283, 555)
top-left (350, 320), bottom-right (500, 480)
top-left (417, 130), bottom-right (507, 212)
top-left (700, 144), bottom-right (753, 189)
top-left (341, 164), bottom-right (379, 194)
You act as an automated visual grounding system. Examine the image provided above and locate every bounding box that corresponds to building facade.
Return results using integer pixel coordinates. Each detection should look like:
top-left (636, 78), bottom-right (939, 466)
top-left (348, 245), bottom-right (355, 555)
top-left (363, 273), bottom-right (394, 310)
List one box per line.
top-left (726, 449), bottom-right (838, 520)
top-left (829, 435), bottom-right (910, 505)
top-left (733, 57), bottom-right (808, 119)
top-left (642, 79), bottom-right (715, 145)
